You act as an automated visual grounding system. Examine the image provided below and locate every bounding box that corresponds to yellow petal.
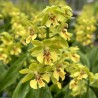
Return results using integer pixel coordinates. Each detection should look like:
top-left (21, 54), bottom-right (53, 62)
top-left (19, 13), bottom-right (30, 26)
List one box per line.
top-left (10, 50), bottom-right (14, 55)
top-left (70, 54), bottom-right (80, 62)
top-left (69, 80), bottom-right (79, 91)
top-left (95, 73), bottom-right (98, 78)
top-left (30, 79), bottom-right (38, 89)
top-left (26, 36), bottom-right (31, 44)
top-left (82, 74), bottom-right (88, 79)
top-left (69, 80), bottom-right (76, 89)
top-left (17, 48), bottom-right (21, 53)
top-left (74, 72), bottom-right (80, 77)
top-left (51, 52), bottom-right (57, 62)
top-left (26, 34), bottom-right (37, 44)
top-left (59, 68), bottom-right (66, 80)
top-left (53, 70), bottom-right (59, 81)
top-left (46, 20), bottom-right (51, 27)
top-left (42, 74), bottom-right (50, 83)
top-left (72, 85), bottom-right (79, 91)
top-left (37, 52), bottom-right (43, 63)
top-left (38, 79), bottom-right (45, 88)
top-left (32, 34), bottom-right (37, 40)
top-left (60, 31), bottom-right (72, 40)
top-left (57, 82), bottom-right (62, 89)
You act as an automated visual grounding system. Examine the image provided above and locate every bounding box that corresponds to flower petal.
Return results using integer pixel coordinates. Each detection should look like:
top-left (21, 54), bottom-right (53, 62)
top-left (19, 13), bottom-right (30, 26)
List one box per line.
top-left (37, 52), bottom-right (43, 63)
top-left (19, 69), bottom-right (31, 74)
top-left (82, 74), bottom-right (88, 79)
top-left (46, 20), bottom-right (51, 27)
top-left (57, 82), bottom-right (62, 89)
top-left (59, 68), bottom-right (66, 80)
top-left (26, 36), bottom-right (31, 44)
top-left (42, 74), bottom-right (50, 83)
top-left (51, 52), bottom-right (57, 62)
top-left (38, 79), bottom-right (45, 88)
top-left (30, 79), bottom-right (38, 89)
top-left (32, 34), bottom-right (37, 40)
top-left (53, 70), bottom-right (59, 81)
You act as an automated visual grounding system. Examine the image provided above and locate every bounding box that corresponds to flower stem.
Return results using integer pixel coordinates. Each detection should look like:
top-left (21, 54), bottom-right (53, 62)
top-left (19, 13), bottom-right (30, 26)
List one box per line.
top-left (46, 27), bottom-right (49, 39)
top-left (37, 88), bottom-right (40, 98)
top-left (86, 80), bottom-right (89, 98)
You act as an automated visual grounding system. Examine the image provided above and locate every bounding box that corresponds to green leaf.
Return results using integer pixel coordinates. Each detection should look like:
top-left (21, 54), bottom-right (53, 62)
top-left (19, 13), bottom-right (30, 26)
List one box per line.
top-left (80, 88), bottom-right (97, 98)
top-left (54, 84), bottom-right (70, 98)
top-left (12, 81), bottom-right (30, 98)
top-left (36, 86), bottom-right (53, 98)
top-left (79, 51), bottom-right (90, 68)
top-left (0, 53), bottom-right (27, 92)
top-left (87, 47), bottom-right (98, 73)
top-left (0, 61), bottom-right (6, 73)
top-left (12, 81), bottom-right (53, 98)
top-left (26, 85), bottom-right (53, 98)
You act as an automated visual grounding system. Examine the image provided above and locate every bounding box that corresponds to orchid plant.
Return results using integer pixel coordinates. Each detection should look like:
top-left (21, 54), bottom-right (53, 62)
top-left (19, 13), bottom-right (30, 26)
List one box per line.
top-left (19, 5), bottom-right (98, 96)
top-left (0, 1), bottom-right (98, 98)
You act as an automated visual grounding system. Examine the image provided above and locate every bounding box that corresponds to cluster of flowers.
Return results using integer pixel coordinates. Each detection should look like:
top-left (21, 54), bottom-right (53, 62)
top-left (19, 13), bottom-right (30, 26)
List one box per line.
top-left (75, 5), bottom-right (96, 46)
top-left (0, 2), bottom-right (31, 64)
top-left (19, 5), bottom-right (98, 96)
top-left (0, 1), bottom-right (98, 96)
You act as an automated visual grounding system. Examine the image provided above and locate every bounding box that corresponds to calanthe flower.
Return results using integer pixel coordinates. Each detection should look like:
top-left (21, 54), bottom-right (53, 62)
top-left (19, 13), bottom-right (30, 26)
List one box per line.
top-left (69, 79), bottom-right (87, 96)
top-left (30, 39), bottom-right (58, 65)
top-left (0, 53), bottom-right (7, 61)
top-left (26, 28), bottom-right (37, 44)
top-left (70, 65), bottom-right (88, 80)
top-left (20, 63), bottom-right (50, 89)
top-left (53, 68), bottom-right (66, 81)
top-left (69, 79), bottom-right (79, 91)
top-left (70, 53), bottom-right (80, 62)
top-left (69, 47), bottom-right (80, 62)
top-left (40, 5), bottom-right (72, 28)
top-left (26, 33), bottom-right (37, 44)
top-left (46, 13), bottom-right (59, 27)
top-left (30, 73), bottom-right (50, 89)
top-left (10, 46), bottom-right (21, 56)
top-left (0, 32), bottom-right (13, 45)
top-left (72, 70), bottom-right (88, 80)
top-left (59, 28), bottom-right (72, 40)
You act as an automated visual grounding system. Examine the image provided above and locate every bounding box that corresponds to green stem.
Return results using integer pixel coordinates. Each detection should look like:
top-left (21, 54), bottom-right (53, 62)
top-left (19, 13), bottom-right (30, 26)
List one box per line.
top-left (85, 77), bottom-right (89, 98)
top-left (37, 88), bottom-right (40, 98)
top-left (46, 27), bottom-right (49, 39)
top-left (80, 95), bottom-right (82, 98)
top-left (86, 79), bottom-right (89, 98)
top-left (50, 33), bottom-right (58, 38)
